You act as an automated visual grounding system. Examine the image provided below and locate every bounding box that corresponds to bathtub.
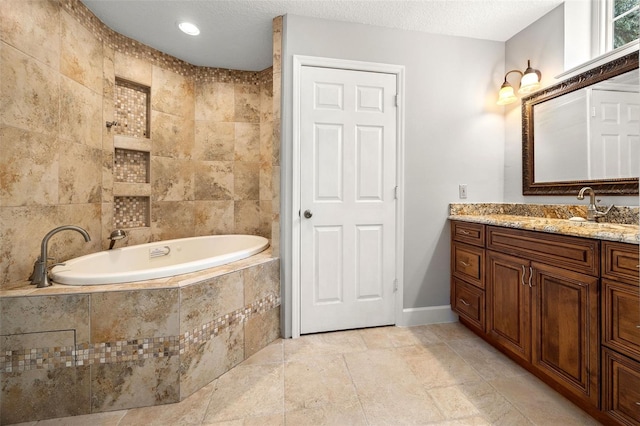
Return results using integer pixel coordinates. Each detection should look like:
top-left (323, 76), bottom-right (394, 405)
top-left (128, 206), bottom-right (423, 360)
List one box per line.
top-left (50, 234), bottom-right (269, 285)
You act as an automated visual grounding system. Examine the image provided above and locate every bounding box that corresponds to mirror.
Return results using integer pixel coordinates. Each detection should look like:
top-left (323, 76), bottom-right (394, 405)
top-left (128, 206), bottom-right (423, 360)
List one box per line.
top-left (522, 52), bottom-right (639, 195)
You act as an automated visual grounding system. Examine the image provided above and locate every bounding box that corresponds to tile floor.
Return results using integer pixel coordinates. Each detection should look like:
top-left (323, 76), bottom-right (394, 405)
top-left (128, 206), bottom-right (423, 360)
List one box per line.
top-left (13, 322), bottom-right (601, 425)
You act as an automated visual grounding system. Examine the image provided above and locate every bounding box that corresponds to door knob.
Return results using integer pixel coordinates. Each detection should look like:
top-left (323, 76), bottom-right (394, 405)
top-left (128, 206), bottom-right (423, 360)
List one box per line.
top-left (303, 209), bottom-right (313, 218)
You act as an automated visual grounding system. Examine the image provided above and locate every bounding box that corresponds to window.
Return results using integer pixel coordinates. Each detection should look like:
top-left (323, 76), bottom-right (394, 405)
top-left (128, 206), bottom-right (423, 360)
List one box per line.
top-left (607, 0), bottom-right (639, 50)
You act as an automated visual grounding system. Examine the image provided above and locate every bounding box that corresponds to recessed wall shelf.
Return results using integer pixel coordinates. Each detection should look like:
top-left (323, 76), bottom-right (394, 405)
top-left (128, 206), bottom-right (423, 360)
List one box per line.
top-left (114, 148), bottom-right (150, 183)
top-left (114, 78), bottom-right (150, 139)
top-left (113, 196), bottom-right (150, 229)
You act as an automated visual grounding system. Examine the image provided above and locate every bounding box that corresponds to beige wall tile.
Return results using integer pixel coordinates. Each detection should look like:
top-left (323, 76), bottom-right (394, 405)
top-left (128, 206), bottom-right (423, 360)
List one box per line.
top-left (60, 11), bottom-right (102, 94)
top-left (1, 366), bottom-right (91, 424)
top-left (244, 258), bottom-right (280, 304)
top-left (151, 201), bottom-right (195, 240)
top-left (234, 84), bottom-right (260, 123)
top-left (235, 123), bottom-right (260, 162)
top-left (234, 200), bottom-right (261, 235)
top-left (58, 141), bottom-right (102, 204)
top-left (195, 82), bottom-right (234, 122)
top-left (151, 66), bottom-right (194, 118)
top-left (0, 42), bottom-right (59, 135)
top-left (0, 125), bottom-right (59, 206)
top-left (91, 357), bottom-right (179, 412)
top-left (90, 288), bottom-right (179, 342)
top-left (193, 161), bottom-right (234, 200)
top-left (194, 200), bottom-right (235, 235)
top-left (114, 51), bottom-right (152, 86)
top-left (150, 111), bottom-right (194, 159)
top-left (245, 307), bottom-right (280, 359)
top-left (234, 162), bottom-right (260, 201)
top-left (194, 121), bottom-right (235, 161)
top-left (0, 0), bottom-right (61, 69)
top-left (151, 156), bottom-right (194, 201)
top-left (180, 323), bottom-right (245, 398)
top-left (59, 76), bottom-right (102, 148)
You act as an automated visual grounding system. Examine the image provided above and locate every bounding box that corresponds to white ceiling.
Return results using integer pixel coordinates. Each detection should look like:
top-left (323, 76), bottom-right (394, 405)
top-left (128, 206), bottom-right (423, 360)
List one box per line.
top-left (82, 0), bottom-right (564, 71)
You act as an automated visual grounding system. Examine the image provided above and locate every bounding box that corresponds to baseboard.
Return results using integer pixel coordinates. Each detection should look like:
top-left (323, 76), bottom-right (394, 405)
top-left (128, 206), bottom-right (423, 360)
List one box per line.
top-left (398, 305), bottom-right (458, 327)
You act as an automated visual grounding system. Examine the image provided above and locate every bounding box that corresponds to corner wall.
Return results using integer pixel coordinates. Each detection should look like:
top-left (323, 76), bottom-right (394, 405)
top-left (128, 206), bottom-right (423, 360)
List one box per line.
top-left (0, 0), bottom-right (277, 287)
top-left (280, 14), bottom-right (506, 335)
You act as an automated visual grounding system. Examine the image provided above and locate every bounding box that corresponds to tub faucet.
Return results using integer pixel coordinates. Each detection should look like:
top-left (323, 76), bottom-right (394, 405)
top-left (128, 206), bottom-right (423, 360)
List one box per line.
top-left (577, 187), bottom-right (614, 222)
top-left (30, 225), bottom-right (91, 288)
top-left (108, 229), bottom-right (127, 249)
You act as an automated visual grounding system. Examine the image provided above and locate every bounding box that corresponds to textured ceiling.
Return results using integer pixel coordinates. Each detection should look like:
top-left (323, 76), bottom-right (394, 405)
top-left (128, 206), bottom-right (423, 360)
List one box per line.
top-left (82, 0), bottom-right (564, 71)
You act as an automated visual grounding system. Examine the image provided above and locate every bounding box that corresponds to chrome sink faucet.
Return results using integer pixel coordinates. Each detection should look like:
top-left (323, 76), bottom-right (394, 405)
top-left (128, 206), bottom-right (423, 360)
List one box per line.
top-left (29, 225), bottom-right (91, 288)
top-left (577, 187), bottom-right (614, 222)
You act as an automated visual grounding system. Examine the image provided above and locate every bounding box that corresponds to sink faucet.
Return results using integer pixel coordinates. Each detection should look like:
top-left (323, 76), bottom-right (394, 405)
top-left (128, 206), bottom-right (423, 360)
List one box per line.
top-left (577, 187), bottom-right (614, 222)
top-left (29, 225), bottom-right (91, 288)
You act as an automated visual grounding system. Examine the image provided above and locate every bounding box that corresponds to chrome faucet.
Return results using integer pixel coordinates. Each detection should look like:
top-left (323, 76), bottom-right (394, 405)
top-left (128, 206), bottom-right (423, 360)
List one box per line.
top-left (29, 225), bottom-right (91, 287)
top-left (108, 229), bottom-right (127, 249)
top-left (577, 187), bottom-right (614, 222)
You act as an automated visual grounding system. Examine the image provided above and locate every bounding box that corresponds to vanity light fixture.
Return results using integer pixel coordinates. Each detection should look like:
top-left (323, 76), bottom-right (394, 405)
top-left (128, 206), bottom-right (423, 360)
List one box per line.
top-left (178, 21), bottom-right (200, 36)
top-left (496, 60), bottom-right (542, 105)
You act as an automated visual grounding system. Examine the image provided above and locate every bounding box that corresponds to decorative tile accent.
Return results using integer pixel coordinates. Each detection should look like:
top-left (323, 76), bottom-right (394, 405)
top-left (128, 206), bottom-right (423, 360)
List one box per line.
top-left (0, 294), bottom-right (280, 372)
top-left (114, 148), bottom-right (149, 183)
top-left (114, 196), bottom-right (149, 228)
top-left (114, 79), bottom-right (149, 138)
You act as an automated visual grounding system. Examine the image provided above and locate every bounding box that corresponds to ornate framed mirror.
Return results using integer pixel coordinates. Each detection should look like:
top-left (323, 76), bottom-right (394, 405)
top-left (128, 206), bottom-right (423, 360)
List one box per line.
top-left (522, 52), bottom-right (639, 195)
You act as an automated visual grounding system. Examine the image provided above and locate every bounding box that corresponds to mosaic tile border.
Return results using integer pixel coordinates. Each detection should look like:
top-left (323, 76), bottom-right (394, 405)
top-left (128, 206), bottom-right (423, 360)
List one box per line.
top-left (1, 293), bottom-right (280, 372)
top-left (61, 0), bottom-right (274, 84)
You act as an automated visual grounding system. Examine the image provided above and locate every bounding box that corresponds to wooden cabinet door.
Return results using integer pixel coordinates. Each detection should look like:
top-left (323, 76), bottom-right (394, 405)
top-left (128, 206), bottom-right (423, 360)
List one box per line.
top-left (486, 251), bottom-right (531, 362)
top-left (531, 262), bottom-right (599, 407)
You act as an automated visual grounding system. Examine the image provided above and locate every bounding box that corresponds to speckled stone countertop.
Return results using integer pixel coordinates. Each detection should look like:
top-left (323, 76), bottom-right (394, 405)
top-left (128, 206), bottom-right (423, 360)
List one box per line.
top-left (449, 203), bottom-right (639, 244)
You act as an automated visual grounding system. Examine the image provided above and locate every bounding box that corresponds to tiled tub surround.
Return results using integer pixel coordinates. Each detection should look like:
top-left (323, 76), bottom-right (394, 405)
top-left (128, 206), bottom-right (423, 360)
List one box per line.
top-left (0, 254), bottom-right (280, 425)
top-left (0, 0), bottom-right (279, 288)
top-left (450, 203), bottom-right (640, 244)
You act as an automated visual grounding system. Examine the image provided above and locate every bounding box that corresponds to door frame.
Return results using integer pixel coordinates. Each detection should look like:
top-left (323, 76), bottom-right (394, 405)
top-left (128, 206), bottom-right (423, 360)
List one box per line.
top-left (291, 55), bottom-right (405, 338)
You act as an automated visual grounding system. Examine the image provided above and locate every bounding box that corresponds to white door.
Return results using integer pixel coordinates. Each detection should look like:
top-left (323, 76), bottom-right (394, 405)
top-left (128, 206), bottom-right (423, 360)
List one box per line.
top-left (299, 66), bottom-right (397, 334)
top-left (588, 88), bottom-right (640, 179)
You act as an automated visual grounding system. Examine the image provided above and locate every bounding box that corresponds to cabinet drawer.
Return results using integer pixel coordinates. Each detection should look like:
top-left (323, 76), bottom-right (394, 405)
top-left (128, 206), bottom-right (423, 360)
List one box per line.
top-left (451, 221), bottom-right (485, 247)
top-left (602, 241), bottom-right (640, 285)
top-left (451, 277), bottom-right (485, 331)
top-left (602, 348), bottom-right (640, 426)
top-left (452, 242), bottom-right (484, 289)
top-left (602, 279), bottom-right (640, 360)
top-left (486, 226), bottom-right (599, 276)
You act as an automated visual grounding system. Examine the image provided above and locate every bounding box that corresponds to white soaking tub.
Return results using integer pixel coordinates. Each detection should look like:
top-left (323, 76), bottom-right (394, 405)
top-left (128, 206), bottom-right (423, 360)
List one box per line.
top-left (50, 235), bottom-right (269, 285)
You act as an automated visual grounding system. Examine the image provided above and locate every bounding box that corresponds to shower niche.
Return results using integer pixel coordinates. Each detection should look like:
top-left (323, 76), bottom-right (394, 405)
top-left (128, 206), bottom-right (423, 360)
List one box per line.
top-left (112, 78), bottom-right (151, 229)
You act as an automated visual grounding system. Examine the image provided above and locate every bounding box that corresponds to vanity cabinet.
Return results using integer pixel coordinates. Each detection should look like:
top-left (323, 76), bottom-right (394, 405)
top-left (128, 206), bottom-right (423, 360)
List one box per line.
top-left (600, 241), bottom-right (640, 425)
top-left (450, 222), bottom-right (485, 333)
top-left (450, 220), bottom-right (640, 423)
top-left (485, 226), bottom-right (600, 407)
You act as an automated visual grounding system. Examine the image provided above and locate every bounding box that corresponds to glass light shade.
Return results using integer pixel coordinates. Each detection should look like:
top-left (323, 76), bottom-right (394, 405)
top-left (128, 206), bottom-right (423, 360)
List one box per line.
top-left (178, 22), bottom-right (200, 36)
top-left (518, 63), bottom-right (541, 94)
top-left (497, 83), bottom-right (517, 105)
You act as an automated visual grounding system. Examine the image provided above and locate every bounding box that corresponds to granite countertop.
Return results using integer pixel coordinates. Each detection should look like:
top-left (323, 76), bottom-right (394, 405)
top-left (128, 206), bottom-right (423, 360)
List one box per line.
top-left (449, 203), bottom-right (639, 244)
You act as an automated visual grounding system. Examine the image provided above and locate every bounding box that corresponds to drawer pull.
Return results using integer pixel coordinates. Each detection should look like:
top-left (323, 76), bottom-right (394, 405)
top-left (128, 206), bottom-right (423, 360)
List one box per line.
top-left (459, 260), bottom-right (470, 267)
top-left (521, 265), bottom-right (526, 286)
top-left (459, 230), bottom-right (471, 235)
top-left (459, 298), bottom-right (471, 306)
top-left (528, 267), bottom-right (533, 288)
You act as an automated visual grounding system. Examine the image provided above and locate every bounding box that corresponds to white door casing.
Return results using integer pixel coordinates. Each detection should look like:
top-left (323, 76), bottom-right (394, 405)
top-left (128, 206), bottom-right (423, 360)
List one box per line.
top-left (297, 63), bottom-right (400, 335)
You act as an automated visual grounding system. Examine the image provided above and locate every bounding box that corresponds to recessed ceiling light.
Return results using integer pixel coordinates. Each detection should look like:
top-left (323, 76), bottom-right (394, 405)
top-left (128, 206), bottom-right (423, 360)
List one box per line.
top-left (178, 22), bottom-right (200, 36)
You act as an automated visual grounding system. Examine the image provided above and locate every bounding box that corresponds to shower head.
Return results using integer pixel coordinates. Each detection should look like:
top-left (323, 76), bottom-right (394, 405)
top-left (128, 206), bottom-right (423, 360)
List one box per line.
top-left (108, 229), bottom-right (127, 249)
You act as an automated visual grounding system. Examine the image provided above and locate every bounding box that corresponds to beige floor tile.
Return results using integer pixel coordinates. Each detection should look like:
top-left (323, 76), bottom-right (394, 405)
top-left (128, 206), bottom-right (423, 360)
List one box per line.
top-left (430, 416), bottom-right (492, 425)
top-left (202, 363), bottom-right (284, 423)
top-left (284, 354), bottom-right (359, 411)
top-left (30, 411), bottom-right (126, 426)
top-left (284, 329), bottom-right (367, 362)
top-left (489, 374), bottom-right (601, 425)
top-left (359, 325), bottom-right (441, 349)
top-left (202, 413), bottom-right (284, 425)
top-left (428, 386), bottom-right (481, 420)
top-left (446, 338), bottom-right (529, 380)
top-left (428, 322), bottom-right (479, 341)
top-left (284, 402), bottom-right (367, 426)
top-left (241, 338), bottom-right (284, 366)
top-left (398, 343), bottom-right (483, 389)
top-left (453, 381), bottom-right (532, 426)
top-left (118, 381), bottom-right (214, 425)
top-left (345, 348), bottom-right (444, 424)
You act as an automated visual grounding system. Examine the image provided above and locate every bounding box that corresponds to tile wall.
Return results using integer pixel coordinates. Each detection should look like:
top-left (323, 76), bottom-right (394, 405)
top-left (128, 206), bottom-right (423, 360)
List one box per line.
top-left (0, 0), bottom-right (280, 288)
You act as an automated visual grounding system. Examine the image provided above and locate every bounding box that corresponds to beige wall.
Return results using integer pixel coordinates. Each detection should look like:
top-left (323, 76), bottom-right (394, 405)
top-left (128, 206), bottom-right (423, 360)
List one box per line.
top-left (0, 0), bottom-right (277, 287)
